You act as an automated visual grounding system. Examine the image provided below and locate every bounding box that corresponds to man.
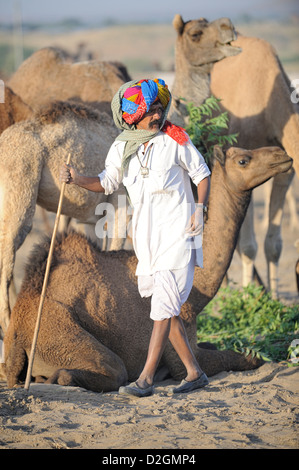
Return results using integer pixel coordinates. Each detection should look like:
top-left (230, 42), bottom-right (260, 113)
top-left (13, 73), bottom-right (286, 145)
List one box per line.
top-left (60, 78), bottom-right (210, 397)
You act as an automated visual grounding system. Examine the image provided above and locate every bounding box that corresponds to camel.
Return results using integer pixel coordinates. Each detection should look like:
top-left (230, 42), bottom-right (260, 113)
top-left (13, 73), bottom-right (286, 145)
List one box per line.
top-left (8, 47), bottom-right (131, 115)
top-left (210, 35), bottom-right (299, 298)
top-left (170, 15), bottom-right (298, 298)
top-left (169, 14), bottom-right (241, 126)
top-left (0, 86), bottom-right (32, 134)
top-left (3, 145), bottom-right (292, 392)
top-left (0, 101), bottom-right (129, 338)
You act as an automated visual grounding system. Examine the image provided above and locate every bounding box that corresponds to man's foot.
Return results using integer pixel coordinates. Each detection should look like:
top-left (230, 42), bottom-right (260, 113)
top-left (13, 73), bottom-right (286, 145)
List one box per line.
top-left (118, 381), bottom-right (154, 398)
top-left (170, 372), bottom-right (209, 394)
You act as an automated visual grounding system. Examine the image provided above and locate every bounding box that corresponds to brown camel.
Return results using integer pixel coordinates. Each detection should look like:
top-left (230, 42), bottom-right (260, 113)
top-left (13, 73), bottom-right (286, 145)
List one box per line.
top-left (210, 35), bottom-right (299, 297)
top-left (170, 16), bottom-right (298, 298)
top-left (8, 47), bottom-right (131, 115)
top-left (169, 14), bottom-right (241, 126)
top-left (0, 101), bottom-right (127, 338)
top-left (3, 145), bottom-right (292, 392)
top-left (0, 86), bottom-right (32, 134)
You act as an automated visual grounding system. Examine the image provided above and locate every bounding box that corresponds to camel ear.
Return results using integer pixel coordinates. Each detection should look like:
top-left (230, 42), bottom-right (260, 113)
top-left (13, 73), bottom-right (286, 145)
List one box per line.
top-left (173, 14), bottom-right (185, 35)
top-left (213, 145), bottom-right (226, 166)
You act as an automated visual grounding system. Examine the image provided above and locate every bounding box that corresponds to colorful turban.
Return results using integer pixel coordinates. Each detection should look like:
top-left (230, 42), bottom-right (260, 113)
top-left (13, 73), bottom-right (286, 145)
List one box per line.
top-left (121, 78), bottom-right (171, 124)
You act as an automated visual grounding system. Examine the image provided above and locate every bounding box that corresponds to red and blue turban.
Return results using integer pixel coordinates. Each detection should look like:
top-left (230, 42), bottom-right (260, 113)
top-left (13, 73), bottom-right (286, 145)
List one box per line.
top-left (121, 78), bottom-right (170, 124)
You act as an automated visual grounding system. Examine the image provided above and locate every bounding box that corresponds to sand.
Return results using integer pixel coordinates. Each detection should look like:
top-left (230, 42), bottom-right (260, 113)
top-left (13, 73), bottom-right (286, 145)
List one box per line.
top-left (0, 363), bottom-right (298, 450)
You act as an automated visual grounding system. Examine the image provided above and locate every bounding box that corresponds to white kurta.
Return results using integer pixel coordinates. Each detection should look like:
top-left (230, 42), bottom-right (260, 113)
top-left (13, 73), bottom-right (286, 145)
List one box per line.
top-left (99, 131), bottom-right (210, 277)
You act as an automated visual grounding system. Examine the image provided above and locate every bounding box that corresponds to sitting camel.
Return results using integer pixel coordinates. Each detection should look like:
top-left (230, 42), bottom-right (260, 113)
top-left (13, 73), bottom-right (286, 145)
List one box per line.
top-left (8, 47), bottom-right (131, 115)
top-left (0, 101), bottom-right (128, 337)
top-left (170, 15), bottom-right (299, 298)
top-left (3, 145), bottom-right (292, 392)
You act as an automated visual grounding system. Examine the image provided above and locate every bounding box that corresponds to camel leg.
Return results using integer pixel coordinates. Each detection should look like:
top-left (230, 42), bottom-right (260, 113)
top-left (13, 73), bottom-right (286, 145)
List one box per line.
top-left (0, 189), bottom-right (38, 337)
top-left (3, 321), bottom-right (27, 388)
top-left (162, 319), bottom-right (263, 381)
top-left (262, 179), bottom-right (272, 229)
top-left (264, 168), bottom-right (295, 298)
top-left (45, 331), bottom-right (128, 392)
top-left (163, 340), bottom-right (263, 380)
top-left (195, 345), bottom-right (263, 377)
top-left (286, 180), bottom-right (299, 231)
top-left (237, 199), bottom-right (258, 287)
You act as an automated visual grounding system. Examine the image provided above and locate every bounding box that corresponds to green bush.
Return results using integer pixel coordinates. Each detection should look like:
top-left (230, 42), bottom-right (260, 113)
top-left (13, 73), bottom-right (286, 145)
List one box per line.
top-left (197, 285), bottom-right (299, 364)
top-left (184, 95), bottom-right (239, 165)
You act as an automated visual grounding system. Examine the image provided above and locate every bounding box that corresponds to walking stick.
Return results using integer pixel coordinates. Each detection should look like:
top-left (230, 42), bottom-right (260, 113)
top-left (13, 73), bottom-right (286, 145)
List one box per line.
top-left (24, 153), bottom-right (71, 392)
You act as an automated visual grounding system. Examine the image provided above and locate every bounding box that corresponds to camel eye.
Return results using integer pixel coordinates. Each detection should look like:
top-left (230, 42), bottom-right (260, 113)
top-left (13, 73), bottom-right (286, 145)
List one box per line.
top-left (189, 31), bottom-right (203, 42)
top-left (238, 158), bottom-right (250, 166)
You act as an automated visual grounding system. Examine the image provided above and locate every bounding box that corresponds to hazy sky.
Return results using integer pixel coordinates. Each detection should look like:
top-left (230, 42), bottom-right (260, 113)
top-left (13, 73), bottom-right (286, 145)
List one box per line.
top-left (1, 0), bottom-right (298, 24)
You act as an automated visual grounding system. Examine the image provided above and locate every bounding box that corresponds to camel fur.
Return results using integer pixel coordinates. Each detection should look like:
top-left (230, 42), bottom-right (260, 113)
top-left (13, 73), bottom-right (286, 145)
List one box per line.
top-left (3, 145), bottom-right (292, 392)
top-left (8, 47), bottom-right (131, 116)
top-left (0, 86), bottom-right (32, 134)
top-left (170, 15), bottom-right (298, 298)
top-left (0, 101), bottom-right (128, 337)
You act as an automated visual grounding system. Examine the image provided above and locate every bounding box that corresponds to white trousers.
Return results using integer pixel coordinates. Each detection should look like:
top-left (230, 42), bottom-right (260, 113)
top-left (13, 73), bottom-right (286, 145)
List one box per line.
top-left (137, 251), bottom-right (196, 321)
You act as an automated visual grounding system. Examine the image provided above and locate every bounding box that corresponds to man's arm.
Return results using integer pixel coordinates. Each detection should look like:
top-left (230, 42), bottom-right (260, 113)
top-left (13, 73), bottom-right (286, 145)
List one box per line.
top-left (186, 176), bottom-right (210, 235)
top-left (197, 175), bottom-right (210, 206)
top-left (60, 163), bottom-right (105, 193)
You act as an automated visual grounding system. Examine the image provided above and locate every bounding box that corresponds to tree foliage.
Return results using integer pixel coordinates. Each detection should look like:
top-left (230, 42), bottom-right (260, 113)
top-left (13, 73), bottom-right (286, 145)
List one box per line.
top-left (184, 96), bottom-right (239, 165)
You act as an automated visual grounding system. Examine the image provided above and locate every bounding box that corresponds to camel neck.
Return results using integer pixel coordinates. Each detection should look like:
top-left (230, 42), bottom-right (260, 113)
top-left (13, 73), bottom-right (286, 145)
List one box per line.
top-left (192, 162), bottom-right (251, 305)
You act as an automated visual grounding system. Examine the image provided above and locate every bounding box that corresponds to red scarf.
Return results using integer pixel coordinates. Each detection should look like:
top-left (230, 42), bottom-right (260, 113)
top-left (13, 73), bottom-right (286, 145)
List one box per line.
top-left (162, 120), bottom-right (189, 145)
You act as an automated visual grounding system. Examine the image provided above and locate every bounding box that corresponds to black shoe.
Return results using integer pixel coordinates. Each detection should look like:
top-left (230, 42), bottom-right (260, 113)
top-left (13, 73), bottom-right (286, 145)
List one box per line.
top-left (170, 373), bottom-right (209, 394)
top-left (119, 381), bottom-right (154, 397)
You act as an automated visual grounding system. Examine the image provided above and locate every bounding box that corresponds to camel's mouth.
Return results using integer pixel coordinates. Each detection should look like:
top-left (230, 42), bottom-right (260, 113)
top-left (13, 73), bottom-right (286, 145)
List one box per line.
top-left (269, 157), bottom-right (293, 171)
top-left (193, 41), bottom-right (242, 68)
top-left (217, 42), bottom-right (242, 58)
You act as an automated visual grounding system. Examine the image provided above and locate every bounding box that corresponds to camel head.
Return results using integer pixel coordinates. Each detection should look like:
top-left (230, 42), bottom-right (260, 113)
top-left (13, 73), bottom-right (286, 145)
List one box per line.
top-left (173, 14), bottom-right (241, 70)
top-left (213, 145), bottom-right (293, 192)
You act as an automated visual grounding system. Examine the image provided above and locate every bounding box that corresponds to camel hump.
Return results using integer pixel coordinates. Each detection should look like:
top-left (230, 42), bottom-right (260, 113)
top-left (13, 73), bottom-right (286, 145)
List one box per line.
top-left (34, 100), bottom-right (111, 126)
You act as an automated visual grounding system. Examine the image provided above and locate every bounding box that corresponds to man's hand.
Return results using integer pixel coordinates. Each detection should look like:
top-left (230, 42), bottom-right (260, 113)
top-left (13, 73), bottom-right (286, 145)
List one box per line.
top-left (185, 204), bottom-right (204, 236)
top-left (60, 163), bottom-right (78, 184)
top-left (60, 163), bottom-right (105, 193)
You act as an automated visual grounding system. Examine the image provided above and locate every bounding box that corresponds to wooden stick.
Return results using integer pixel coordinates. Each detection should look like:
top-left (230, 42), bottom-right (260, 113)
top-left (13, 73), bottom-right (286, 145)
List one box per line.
top-left (24, 154), bottom-right (71, 392)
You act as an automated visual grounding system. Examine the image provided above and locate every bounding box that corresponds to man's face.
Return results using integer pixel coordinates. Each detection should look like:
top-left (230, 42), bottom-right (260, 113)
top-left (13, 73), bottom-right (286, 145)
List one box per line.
top-left (136, 101), bottom-right (164, 131)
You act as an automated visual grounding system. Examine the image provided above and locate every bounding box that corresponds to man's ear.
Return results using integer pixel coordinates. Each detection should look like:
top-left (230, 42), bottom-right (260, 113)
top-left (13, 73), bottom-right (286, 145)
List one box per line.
top-left (213, 145), bottom-right (226, 166)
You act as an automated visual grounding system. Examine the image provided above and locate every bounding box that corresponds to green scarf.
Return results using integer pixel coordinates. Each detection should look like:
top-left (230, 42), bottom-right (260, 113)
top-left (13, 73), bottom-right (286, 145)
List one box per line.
top-left (111, 79), bottom-right (172, 169)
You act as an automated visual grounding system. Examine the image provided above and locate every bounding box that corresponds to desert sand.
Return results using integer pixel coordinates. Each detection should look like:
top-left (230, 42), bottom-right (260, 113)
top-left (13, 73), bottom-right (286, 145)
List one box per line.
top-left (0, 362), bottom-right (298, 450)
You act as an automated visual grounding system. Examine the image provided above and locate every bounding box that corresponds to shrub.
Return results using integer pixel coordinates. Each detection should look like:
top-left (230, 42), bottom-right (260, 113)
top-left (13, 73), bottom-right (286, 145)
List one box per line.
top-left (184, 95), bottom-right (239, 165)
top-left (197, 285), bottom-right (299, 364)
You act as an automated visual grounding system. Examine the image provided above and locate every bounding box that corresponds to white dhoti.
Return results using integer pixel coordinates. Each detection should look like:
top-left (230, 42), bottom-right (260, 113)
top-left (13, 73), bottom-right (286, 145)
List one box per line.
top-left (137, 251), bottom-right (196, 321)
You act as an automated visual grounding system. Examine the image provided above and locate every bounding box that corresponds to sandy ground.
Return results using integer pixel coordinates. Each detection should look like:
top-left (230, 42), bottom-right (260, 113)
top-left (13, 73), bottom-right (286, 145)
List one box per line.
top-left (0, 177), bottom-right (298, 450)
top-left (0, 363), bottom-right (298, 450)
